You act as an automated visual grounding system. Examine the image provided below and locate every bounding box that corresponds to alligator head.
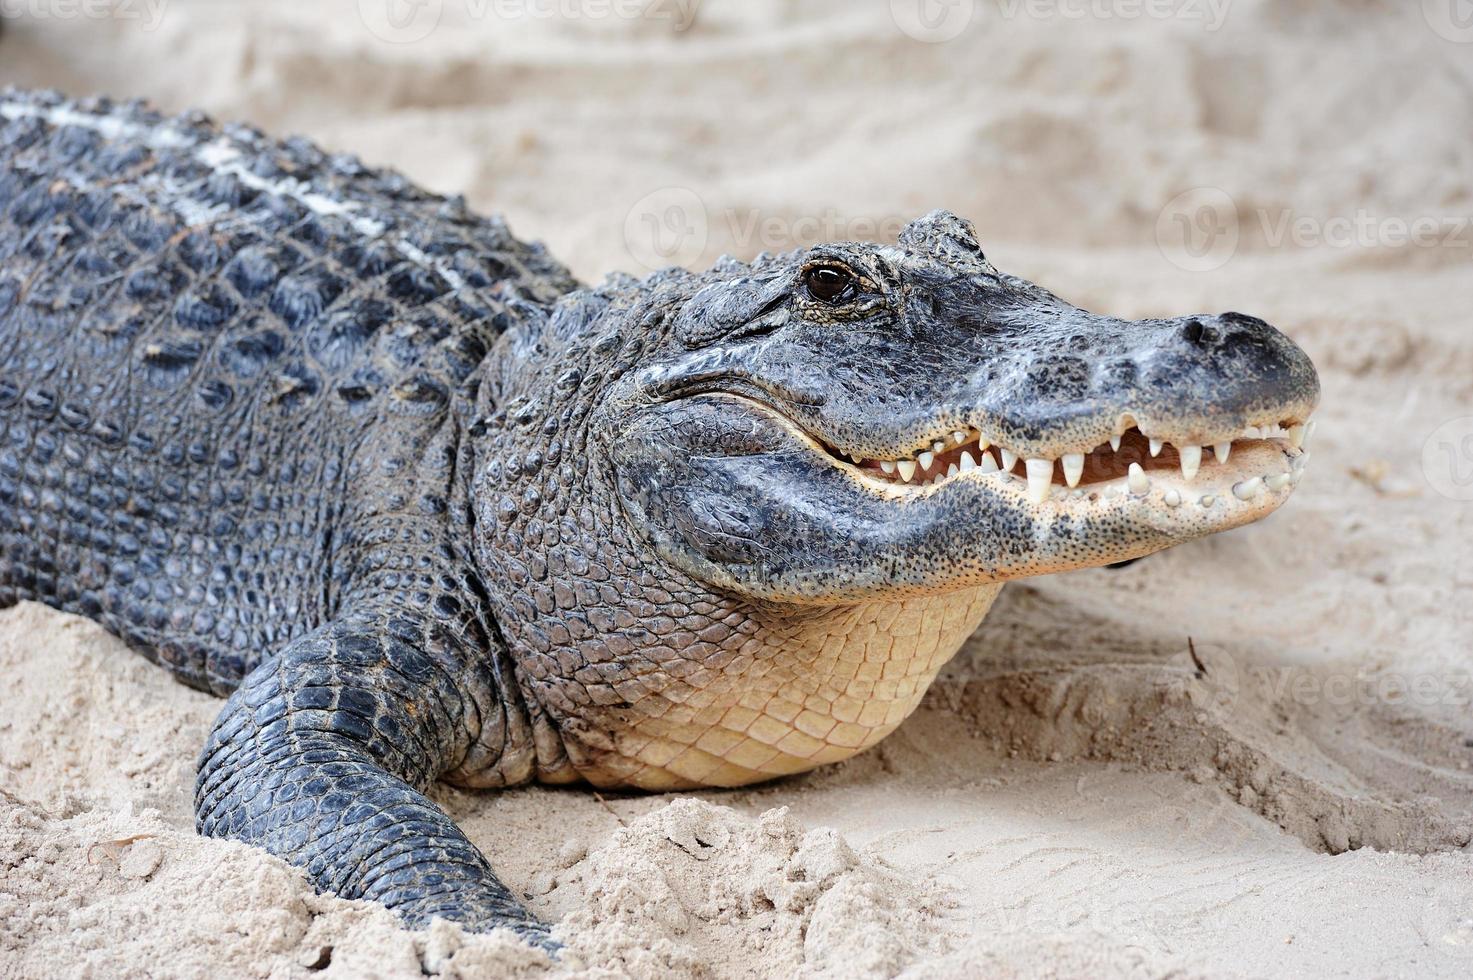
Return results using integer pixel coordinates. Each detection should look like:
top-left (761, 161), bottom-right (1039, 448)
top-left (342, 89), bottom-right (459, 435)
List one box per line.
top-left (473, 210), bottom-right (1319, 790)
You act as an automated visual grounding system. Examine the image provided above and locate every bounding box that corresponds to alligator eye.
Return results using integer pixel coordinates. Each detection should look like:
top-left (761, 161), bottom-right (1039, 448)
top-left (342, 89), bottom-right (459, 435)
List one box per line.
top-left (803, 265), bottom-right (856, 304)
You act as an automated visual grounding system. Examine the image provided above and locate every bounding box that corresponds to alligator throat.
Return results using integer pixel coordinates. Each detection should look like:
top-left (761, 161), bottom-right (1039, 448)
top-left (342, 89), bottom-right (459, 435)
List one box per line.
top-left (570, 586), bottom-right (1002, 790)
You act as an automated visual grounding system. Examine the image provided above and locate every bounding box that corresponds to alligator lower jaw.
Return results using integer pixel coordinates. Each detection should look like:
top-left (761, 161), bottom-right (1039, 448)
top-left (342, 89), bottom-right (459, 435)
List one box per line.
top-left (826, 422), bottom-right (1313, 512)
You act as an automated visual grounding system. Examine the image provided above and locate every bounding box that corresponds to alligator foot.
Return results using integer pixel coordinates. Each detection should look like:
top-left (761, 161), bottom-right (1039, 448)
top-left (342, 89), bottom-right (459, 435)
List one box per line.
top-left (194, 606), bottom-right (556, 947)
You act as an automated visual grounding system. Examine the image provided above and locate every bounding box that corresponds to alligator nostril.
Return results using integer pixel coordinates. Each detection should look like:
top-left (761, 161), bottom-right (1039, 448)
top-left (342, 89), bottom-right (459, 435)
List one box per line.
top-left (1182, 319), bottom-right (1206, 344)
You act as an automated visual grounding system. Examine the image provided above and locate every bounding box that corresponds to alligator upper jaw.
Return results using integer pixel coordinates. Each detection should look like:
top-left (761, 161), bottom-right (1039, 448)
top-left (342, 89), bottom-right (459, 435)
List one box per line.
top-left (824, 419), bottom-right (1315, 509)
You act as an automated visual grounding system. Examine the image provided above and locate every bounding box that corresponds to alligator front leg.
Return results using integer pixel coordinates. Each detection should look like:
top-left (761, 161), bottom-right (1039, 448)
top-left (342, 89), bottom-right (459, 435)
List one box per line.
top-left (193, 607), bottom-right (553, 946)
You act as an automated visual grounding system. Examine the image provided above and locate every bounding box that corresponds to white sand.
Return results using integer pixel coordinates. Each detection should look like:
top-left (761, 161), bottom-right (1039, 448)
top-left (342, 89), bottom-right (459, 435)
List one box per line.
top-left (3, 2), bottom-right (1472, 977)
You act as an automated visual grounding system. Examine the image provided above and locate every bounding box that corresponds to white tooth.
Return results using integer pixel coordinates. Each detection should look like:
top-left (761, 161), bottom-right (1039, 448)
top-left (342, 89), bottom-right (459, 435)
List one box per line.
top-left (952, 431), bottom-right (967, 445)
top-left (1062, 453), bottom-right (1085, 488)
top-left (1104, 485), bottom-right (1121, 500)
top-left (1214, 443), bottom-right (1231, 465)
top-left (1243, 425), bottom-right (1261, 440)
top-left (932, 440), bottom-right (947, 454)
top-left (959, 451), bottom-right (976, 472)
top-left (1164, 490), bottom-right (1182, 508)
top-left (897, 460), bottom-right (917, 482)
top-left (880, 461), bottom-right (896, 474)
top-left (1025, 458), bottom-right (1054, 503)
top-left (1179, 445), bottom-right (1202, 481)
top-left (1127, 462), bottom-right (1151, 495)
top-left (1149, 438), bottom-right (1164, 458)
top-left (977, 436), bottom-right (991, 453)
top-left (1110, 434), bottom-right (1122, 452)
top-left (1290, 469), bottom-right (1303, 486)
top-left (1200, 495), bottom-right (1216, 507)
top-left (978, 452), bottom-right (1000, 474)
top-left (1292, 452), bottom-right (1309, 472)
top-left (1000, 449), bottom-right (1018, 472)
top-left (1304, 420), bottom-right (1317, 448)
top-left (918, 451), bottom-right (935, 471)
top-left (947, 463), bottom-right (959, 478)
top-left (1232, 477), bottom-right (1264, 500)
top-left (1266, 473), bottom-right (1291, 491)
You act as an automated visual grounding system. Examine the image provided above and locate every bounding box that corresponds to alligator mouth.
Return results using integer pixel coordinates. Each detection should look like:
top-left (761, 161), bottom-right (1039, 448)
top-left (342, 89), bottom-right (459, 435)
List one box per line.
top-left (821, 418), bottom-right (1315, 509)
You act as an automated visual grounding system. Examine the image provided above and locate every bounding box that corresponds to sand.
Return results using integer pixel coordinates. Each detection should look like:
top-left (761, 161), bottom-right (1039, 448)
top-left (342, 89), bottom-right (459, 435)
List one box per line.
top-left (3, 1), bottom-right (1473, 977)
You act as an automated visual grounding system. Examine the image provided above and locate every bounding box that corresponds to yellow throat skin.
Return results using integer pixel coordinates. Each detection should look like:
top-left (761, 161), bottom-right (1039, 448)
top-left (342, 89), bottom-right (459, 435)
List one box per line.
top-left (563, 584), bottom-right (1003, 790)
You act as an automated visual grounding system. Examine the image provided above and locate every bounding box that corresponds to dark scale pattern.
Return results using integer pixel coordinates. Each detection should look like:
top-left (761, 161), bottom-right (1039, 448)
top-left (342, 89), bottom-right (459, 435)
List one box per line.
top-left (0, 90), bottom-right (575, 940)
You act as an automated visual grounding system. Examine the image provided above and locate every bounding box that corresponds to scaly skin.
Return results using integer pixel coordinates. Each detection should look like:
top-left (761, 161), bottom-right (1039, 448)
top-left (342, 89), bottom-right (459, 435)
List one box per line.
top-left (0, 90), bottom-right (1320, 942)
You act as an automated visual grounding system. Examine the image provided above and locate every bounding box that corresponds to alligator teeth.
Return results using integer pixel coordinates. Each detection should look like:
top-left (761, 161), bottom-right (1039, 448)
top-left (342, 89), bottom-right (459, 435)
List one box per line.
top-left (856, 412), bottom-right (1319, 497)
top-left (1062, 453), bottom-right (1085, 488)
top-left (1127, 462), bottom-right (1151, 495)
top-left (1233, 477), bottom-right (1264, 500)
top-left (1179, 445), bottom-right (1202, 481)
top-left (1025, 458), bottom-right (1054, 503)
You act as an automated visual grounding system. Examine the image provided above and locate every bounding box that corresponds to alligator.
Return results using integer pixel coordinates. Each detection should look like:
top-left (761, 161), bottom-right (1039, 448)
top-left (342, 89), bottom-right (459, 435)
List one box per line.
top-left (0, 90), bottom-right (1319, 945)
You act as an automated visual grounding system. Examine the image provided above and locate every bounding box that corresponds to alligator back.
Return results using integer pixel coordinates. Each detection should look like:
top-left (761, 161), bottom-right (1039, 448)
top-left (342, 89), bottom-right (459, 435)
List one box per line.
top-left (0, 90), bottom-right (578, 693)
